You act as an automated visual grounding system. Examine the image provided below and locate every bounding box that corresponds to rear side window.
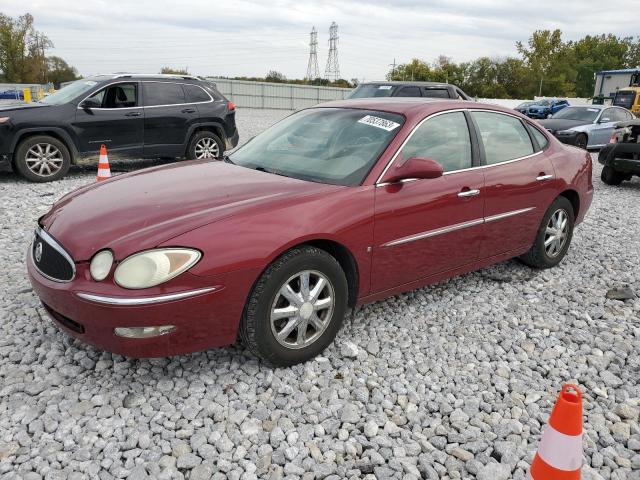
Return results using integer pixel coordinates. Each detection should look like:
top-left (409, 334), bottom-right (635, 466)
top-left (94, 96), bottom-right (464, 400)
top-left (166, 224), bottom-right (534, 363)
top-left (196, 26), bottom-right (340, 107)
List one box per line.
top-left (529, 125), bottom-right (549, 150)
top-left (472, 112), bottom-right (534, 164)
top-left (395, 86), bottom-right (421, 97)
top-left (398, 112), bottom-right (472, 172)
top-left (143, 82), bottom-right (186, 106)
top-left (422, 88), bottom-right (450, 98)
top-left (184, 84), bottom-right (211, 103)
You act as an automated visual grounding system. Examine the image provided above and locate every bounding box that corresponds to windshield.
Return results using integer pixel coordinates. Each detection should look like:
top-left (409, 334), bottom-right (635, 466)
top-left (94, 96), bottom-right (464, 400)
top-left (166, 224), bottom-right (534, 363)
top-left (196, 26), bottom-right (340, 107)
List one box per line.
top-left (39, 79), bottom-right (100, 105)
top-left (348, 84), bottom-right (397, 98)
top-left (534, 100), bottom-right (551, 106)
top-left (230, 108), bottom-right (404, 186)
top-left (551, 106), bottom-right (600, 122)
top-left (516, 101), bottom-right (535, 108)
top-left (614, 91), bottom-right (636, 109)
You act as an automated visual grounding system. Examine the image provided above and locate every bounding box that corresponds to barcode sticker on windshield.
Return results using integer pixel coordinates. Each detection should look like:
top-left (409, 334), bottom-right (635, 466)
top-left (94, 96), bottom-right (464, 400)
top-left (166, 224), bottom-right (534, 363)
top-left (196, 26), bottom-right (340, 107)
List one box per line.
top-left (358, 115), bottom-right (400, 131)
top-left (84, 81), bottom-right (97, 86)
top-left (378, 85), bottom-right (393, 90)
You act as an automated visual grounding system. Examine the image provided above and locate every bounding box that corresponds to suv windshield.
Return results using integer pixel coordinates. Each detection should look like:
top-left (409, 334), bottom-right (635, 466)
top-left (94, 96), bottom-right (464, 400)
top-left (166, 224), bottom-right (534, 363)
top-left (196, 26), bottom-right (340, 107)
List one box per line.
top-left (552, 106), bottom-right (600, 122)
top-left (349, 84), bottom-right (397, 98)
top-left (39, 79), bottom-right (100, 105)
top-left (230, 108), bottom-right (404, 186)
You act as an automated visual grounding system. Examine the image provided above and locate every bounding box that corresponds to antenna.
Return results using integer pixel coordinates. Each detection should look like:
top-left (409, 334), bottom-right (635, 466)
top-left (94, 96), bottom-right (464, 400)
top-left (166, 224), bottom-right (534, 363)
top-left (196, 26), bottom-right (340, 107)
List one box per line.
top-left (305, 26), bottom-right (319, 81)
top-left (325, 22), bottom-right (340, 81)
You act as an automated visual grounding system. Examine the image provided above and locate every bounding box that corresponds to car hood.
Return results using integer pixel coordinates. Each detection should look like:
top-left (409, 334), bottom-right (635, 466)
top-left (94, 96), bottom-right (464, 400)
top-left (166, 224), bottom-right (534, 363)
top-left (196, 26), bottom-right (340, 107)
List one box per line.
top-left (537, 119), bottom-right (590, 131)
top-left (0, 102), bottom-right (48, 112)
top-left (40, 161), bottom-right (341, 261)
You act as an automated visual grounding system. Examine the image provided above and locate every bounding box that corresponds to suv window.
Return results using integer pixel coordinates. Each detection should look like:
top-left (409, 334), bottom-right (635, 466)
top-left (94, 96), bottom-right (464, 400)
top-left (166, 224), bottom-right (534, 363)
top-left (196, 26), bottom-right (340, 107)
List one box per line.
top-left (86, 83), bottom-right (138, 108)
top-left (395, 86), bottom-right (421, 97)
top-left (399, 112), bottom-right (472, 172)
top-left (472, 112), bottom-right (534, 164)
top-left (422, 88), bottom-right (450, 99)
top-left (143, 82), bottom-right (186, 106)
top-left (184, 84), bottom-right (211, 103)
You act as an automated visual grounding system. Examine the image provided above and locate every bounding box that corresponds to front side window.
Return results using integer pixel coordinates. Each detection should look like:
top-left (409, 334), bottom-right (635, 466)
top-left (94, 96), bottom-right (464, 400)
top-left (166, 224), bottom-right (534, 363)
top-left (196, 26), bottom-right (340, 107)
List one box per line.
top-left (398, 112), bottom-right (472, 172)
top-left (472, 112), bottom-right (534, 164)
top-left (143, 82), bottom-right (186, 106)
top-left (395, 86), bottom-right (421, 97)
top-left (85, 83), bottom-right (137, 108)
top-left (230, 108), bottom-right (404, 186)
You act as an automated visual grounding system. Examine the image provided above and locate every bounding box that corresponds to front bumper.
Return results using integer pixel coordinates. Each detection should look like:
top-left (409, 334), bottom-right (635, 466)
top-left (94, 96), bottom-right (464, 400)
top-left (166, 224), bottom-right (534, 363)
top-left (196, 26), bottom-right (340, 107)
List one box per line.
top-left (550, 131), bottom-right (581, 146)
top-left (527, 111), bottom-right (548, 119)
top-left (28, 254), bottom-right (258, 357)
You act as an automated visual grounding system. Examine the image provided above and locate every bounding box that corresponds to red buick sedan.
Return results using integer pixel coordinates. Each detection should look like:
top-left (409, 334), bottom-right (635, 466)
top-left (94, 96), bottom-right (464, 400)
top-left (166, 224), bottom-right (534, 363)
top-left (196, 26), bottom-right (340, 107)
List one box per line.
top-left (28, 98), bottom-right (593, 366)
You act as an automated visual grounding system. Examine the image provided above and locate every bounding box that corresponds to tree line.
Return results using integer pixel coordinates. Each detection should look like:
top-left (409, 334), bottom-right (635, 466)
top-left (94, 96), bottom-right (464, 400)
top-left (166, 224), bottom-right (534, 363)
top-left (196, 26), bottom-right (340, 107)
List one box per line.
top-left (0, 13), bottom-right (79, 86)
top-left (388, 30), bottom-right (640, 99)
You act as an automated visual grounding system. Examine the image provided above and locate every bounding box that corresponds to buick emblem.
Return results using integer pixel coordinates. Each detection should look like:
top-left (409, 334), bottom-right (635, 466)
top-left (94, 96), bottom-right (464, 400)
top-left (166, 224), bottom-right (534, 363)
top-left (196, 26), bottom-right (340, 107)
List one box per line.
top-left (35, 242), bottom-right (43, 263)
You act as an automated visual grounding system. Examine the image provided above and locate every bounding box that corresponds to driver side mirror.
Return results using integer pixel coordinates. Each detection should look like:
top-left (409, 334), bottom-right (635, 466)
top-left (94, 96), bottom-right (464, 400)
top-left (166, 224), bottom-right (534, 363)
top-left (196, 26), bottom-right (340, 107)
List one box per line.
top-left (381, 157), bottom-right (444, 184)
top-left (79, 98), bottom-right (101, 110)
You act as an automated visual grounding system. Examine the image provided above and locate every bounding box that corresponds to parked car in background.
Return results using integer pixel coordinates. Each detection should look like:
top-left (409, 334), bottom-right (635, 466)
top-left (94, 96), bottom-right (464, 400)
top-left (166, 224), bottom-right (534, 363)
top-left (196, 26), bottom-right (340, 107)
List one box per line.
top-left (521, 99), bottom-right (570, 119)
top-left (538, 105), bottom-right (635, 149)
top-left (598, 119), bottom-right (640, 185)
top-left (349, 81), bottom-right (472, 100)
top-left (28, 98), bottom-right (593, 366)
top-left (514, 101), bottom-right (537, 115)
top-left (0, 74), bottom-right (238, 182)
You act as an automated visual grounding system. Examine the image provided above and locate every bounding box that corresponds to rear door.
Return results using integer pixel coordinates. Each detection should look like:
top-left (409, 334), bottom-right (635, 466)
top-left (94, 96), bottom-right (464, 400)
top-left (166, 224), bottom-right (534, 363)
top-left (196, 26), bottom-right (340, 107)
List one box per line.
top-left (142, 81), bottom-right (198, 157)
top-left (471, 111), bottom-right (557, 258)
top-left (74, 82), bottom-right (144, 157)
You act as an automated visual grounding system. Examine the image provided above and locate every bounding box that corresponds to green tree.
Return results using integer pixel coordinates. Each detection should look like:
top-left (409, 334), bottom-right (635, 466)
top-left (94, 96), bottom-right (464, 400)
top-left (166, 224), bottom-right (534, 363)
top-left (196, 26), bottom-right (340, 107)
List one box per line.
top-left (0, 13), bottom-right (51, 83)
top-left (46, 56), bottom-right (79, 85)
top-left (265, 70), bottom-right (286, 83)
top-left (160, 66), bottom-right (190, 75)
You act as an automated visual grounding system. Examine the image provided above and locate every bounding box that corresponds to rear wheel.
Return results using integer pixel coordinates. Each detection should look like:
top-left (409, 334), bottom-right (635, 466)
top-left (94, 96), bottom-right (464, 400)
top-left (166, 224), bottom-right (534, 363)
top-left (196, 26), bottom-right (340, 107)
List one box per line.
top-left (601, 165), bottom-right (624, 185)
top-left (14, 135), bottom-right (71, 182)
top-left (186, 131), bottom-right (224, 160)
top-left (519, 196), bottom-right (575, 269)
top-left (239, 246), bottom-right (348, 366)
top-left (574, 133), bottom-right (588, 149)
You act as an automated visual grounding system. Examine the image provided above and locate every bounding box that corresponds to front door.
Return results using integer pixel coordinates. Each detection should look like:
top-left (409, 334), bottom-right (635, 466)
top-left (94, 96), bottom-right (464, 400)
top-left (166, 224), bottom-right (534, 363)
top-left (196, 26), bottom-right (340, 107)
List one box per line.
top-left (590, 108), bottom-right (618, 146)
top-left (73, 82), bottom-right (144, 157)
top-left (471, 111), bottom-right (557, 258)
top-left (371, 111), bottom-right (485, 293)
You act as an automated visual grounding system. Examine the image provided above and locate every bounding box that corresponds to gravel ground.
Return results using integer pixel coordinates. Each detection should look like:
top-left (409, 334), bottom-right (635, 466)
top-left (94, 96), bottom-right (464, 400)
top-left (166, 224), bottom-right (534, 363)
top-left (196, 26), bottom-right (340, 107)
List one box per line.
top-left (0, 109), bottom-right (639, 480)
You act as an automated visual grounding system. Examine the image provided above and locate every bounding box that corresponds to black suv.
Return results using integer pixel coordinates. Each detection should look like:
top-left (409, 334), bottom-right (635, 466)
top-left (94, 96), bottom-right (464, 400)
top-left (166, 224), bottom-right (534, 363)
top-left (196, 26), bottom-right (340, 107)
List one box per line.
top-left (348, 81), bottom-right (472, 100)
top-left (0, 74), bottom-right (239, 182)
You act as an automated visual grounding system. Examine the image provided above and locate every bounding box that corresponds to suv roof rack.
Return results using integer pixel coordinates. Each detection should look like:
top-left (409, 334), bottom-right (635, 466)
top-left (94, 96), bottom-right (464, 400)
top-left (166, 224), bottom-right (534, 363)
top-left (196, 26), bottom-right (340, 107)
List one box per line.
top-left (96, 73), bottom-right (200, 80)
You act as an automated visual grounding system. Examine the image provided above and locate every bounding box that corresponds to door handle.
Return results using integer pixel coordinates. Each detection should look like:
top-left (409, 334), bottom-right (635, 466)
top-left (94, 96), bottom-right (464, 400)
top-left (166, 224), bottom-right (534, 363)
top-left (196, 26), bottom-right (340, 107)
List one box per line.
top-left (182, 108), bottom-right (196, 113)
top-left (125, 112), bottom-right (141, 117)
top-left (457, 189), bottom-right (480, 198)
top-left (536, 174), bottom-right (554, 181)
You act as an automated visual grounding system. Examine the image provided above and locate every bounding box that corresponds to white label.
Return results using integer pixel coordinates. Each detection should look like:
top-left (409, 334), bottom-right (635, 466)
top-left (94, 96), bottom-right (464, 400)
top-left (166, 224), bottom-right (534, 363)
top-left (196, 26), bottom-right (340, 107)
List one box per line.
top-left (378, 85), bottom-right (393, 90)
top-left (358, 115), bottom-right (400, 131)
top-left (84, 81), bottom-right (98, 86)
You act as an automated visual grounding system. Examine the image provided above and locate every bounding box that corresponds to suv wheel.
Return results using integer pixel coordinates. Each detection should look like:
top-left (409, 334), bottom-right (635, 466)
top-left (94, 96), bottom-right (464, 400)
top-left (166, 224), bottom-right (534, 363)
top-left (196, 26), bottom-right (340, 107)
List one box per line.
top-left (14, 135), bottom-right (71, 182)
top-left (601, 166), bottom-right (624, 185)
top-left (187, 131), bottom-right (224, 160)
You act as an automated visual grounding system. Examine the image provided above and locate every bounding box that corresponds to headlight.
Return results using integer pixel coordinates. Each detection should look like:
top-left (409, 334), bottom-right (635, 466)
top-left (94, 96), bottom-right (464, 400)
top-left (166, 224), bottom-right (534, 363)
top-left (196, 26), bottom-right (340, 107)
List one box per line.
top-left (556, 130), bottom-right (574, 135)
top-left (114, 248), bottom-right (201, 289)
top-left (90, 249), bottom-right (114, 281)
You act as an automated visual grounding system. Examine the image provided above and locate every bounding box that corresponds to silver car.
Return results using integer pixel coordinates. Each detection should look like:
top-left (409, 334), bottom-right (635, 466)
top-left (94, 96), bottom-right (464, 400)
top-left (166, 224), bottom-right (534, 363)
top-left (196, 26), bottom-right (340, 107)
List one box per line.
top-left (538, 105), bottom-right (636, 149)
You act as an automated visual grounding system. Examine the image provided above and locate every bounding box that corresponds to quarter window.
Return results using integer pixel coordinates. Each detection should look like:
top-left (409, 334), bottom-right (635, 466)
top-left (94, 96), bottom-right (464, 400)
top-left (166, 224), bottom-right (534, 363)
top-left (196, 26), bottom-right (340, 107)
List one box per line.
top-left (529, 125), bottom-right (549, 150)
top-left (422, 88), bottom-right (450, 98)
top-left (472, 112), bottom-right (534, 164)
top-left (399, 112), bottom-right (472, 172)
top-left (143, 82), bottom-right (186, 106)
top-left (184, 84), bottom-right (211, 103)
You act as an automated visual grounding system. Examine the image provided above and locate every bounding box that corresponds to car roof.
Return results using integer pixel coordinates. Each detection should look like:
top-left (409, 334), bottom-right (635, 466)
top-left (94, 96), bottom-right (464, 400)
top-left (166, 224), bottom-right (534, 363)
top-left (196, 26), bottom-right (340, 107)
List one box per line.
top-left (358, 81), bottom-right (453, 88)
top-left (87, 73), bottom-right (203, 82)
top-left (315, 97), bottom-right (508, 117)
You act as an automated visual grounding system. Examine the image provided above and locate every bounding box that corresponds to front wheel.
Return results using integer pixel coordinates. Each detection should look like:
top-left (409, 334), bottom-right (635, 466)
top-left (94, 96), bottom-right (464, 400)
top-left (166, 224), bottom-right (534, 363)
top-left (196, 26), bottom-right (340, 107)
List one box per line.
top-left (574, 133), bottom-right (588, 149)
top-left (519, 196), bottom-right (575, 269)
top-left (186, 131), bottom-right (224, 160)
top-left (14, 135), bottom-right (71, 182)
top-left (601, 166), bottom-right (624, 185)
top-left (239, 246), bottom-right (348, 366)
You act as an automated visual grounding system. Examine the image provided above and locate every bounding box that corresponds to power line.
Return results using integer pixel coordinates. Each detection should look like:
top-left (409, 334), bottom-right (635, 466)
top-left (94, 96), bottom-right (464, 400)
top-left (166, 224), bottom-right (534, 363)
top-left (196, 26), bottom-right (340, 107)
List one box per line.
top-left (324, 22), bottom-right (339, 81)
top-left (305, 26), bottom-right (319, 80)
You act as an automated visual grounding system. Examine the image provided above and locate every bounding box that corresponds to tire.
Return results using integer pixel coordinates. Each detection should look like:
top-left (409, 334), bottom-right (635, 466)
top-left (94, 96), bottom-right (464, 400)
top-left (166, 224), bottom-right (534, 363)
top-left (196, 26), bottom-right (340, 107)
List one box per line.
top-left (519, 196), bottom-right (575, 269)
top-left (14, 135), bottom-right (71, 182)
top-left (601, 165), bottom-right (624, 186)
top-left (239, 246), bottom-right (348, 367)
top-left (574, 133), bottom-right (588, 149)
top-left (186, 131), bottom-right (224, 160)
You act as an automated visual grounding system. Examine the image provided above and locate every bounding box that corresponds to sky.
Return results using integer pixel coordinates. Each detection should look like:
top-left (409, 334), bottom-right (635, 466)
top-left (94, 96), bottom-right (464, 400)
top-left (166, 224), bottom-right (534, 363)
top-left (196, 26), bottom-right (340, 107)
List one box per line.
top-left (2, 0), bottom-right (638, 81)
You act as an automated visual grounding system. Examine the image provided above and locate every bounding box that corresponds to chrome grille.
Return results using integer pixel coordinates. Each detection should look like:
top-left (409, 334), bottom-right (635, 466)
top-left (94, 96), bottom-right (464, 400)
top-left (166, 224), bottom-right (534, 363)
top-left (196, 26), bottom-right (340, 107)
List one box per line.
top-left (32, 227), bottom-right (75, 282)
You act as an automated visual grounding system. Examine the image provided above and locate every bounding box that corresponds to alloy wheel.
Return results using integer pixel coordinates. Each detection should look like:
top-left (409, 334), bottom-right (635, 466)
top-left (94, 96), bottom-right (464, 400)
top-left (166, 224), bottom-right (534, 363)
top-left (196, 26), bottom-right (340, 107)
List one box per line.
top-left (270, 270), bottom-right (335, 349)
top-left (544, 208), bottom-right (569, 258)
top-left (25, 143), bottom-right (64, 177)
top-left (194, 137), bottom-right (220, 159)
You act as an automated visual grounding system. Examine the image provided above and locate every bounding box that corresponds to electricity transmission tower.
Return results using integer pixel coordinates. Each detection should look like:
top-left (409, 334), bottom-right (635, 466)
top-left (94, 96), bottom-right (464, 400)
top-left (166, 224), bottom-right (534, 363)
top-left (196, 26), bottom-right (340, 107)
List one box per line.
top-left (305, 27), bottom-right (319, 81)
top-left (325, 22), bottom-right (340, 81)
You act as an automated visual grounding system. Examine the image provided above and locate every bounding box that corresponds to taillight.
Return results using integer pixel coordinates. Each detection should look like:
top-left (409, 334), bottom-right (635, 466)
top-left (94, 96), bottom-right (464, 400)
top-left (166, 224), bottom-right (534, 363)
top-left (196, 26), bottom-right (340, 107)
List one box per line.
top-left (227, 101), bottom-right (235, 111)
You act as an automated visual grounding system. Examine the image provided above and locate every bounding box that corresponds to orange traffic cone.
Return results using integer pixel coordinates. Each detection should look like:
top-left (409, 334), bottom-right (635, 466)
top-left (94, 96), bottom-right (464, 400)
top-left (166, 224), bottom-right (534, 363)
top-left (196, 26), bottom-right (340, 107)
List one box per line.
top-left (96, 144), bottom-right (111, 181)
top-left (529, 384), bottom-right (583, 479)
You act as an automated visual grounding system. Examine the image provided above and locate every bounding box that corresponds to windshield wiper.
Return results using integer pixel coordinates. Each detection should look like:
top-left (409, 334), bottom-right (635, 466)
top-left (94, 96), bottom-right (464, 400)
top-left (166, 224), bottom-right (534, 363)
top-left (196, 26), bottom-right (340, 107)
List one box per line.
top-left (222, 155), bottom-right (234, 164)
top-left (254, 166), bottom-right (290, 178)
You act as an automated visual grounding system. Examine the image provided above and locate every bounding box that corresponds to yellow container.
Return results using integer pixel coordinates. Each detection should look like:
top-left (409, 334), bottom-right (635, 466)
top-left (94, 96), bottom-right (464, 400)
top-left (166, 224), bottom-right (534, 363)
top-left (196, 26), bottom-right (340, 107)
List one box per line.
top-left (22, 88), bottom-right (32, 103)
